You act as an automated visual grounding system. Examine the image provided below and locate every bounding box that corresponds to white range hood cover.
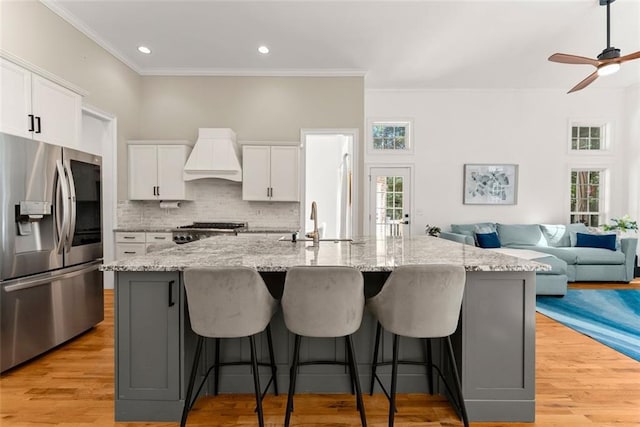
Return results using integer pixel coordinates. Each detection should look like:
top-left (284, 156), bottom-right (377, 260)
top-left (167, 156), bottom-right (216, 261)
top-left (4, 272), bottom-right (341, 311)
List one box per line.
top-left (183, 128), bottom-right (242, 182)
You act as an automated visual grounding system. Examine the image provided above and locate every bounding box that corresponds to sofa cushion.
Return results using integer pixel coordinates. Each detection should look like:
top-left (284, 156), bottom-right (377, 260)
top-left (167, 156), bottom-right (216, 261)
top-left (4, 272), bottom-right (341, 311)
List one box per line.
top-left (540, 223), bottom-right (588, 247)
top-left (575, 232), bottom-right (617, 251)
top-left (476, 232), bottom-right (501, 248)
top-left (533, 255), bottom-right (568, 276)
top-left (451, 223), bottom-right (495, 239)
top-left (497, 224), bottom-right (547, 247)
top-left (506, 245), bottom-right (579, 265)
top-left (572, 247), bottom-right (625, 265)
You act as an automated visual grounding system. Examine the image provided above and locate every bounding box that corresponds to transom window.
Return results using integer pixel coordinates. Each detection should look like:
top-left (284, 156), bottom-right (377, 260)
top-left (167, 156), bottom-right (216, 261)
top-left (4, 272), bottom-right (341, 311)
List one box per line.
top-left (570, 169), bottom-right (605, 226)
top-left (368, 119), bottom-right (413, 153)
top-left (571, 124), bottom-right (606, 151)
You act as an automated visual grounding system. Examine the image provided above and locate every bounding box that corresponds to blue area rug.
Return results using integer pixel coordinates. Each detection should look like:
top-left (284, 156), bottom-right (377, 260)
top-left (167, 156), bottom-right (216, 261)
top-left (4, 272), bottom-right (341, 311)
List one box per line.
top-left (536, 289), bottom-right (640, 362)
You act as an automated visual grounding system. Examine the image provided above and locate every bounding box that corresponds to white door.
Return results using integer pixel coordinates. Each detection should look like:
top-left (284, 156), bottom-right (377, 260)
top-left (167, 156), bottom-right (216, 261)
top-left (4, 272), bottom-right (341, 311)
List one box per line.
top-left (369, 167), bottom-right (411, 237)
top-left (242, 146), bottom-right (271, 201)
top-left (128, 145), bottom-right (158, 200)
top-left (270, 146), bottom-right (299, 201)
top-left (157, 145), bottom-right (188, 200)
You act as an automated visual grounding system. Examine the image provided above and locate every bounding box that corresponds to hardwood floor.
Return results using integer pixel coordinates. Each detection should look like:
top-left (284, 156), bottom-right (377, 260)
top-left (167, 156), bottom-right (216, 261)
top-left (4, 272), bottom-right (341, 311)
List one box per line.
top-left (1, 280), bottom-right (639, 426)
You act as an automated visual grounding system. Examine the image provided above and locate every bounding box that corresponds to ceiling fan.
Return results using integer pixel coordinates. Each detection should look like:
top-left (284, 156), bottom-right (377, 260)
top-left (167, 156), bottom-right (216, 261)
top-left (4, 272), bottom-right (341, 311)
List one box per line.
top-left (548, 0), bottom-right (640, 93)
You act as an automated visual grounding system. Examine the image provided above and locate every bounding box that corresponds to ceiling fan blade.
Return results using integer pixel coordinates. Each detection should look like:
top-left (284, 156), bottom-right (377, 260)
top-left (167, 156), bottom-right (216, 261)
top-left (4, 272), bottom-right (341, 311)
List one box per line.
top-left (567, 71), bottom-right (599, 94)
top-left (548, 53), bottom-right (600, 66)
top-left (619, 50), bottom-right (640, 63)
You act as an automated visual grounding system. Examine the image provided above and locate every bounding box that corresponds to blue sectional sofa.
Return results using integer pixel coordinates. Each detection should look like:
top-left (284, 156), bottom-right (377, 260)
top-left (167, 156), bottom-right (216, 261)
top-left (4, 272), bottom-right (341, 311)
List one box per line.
top-left (440, 222), bottom-right (638, 296)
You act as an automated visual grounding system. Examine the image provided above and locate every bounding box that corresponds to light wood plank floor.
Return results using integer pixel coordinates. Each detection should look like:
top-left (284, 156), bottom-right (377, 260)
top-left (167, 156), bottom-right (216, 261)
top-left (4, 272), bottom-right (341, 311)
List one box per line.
top-left (1, 280), bottom-right (639, 426)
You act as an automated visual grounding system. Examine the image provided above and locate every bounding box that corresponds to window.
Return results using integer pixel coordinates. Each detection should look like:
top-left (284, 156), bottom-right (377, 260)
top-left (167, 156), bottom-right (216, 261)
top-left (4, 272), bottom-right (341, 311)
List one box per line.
top-left (368, 119), bottom-right (413, 154)
top-left (570, 124), bottom-right (607, 151)
top-left (570, 169), bottom-right (605, 226)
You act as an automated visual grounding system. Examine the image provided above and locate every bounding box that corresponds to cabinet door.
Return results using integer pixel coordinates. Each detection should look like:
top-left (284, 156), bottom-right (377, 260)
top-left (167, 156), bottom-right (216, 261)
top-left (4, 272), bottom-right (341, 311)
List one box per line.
top-left (242, 146), bottom-right (271, 201)
top-left (156, 145), bottom-right (189, 200)
top-left (270, 146), bottom-right (299, 201)
top-left (0, 58), bottom-right (32, 138)
top-left (117, 272), bottom-right (180, 400)
top-left (31, 74), bottom-right (81, 147)
top-left (128, 145), bottom-right (159, 200)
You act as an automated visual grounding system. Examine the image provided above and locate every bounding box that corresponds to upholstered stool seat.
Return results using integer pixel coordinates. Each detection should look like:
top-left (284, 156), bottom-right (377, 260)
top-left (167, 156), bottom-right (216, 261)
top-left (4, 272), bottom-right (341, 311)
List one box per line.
top-left (367, 264), bottom-right (469, 427)
top-left (281, 266), bottom-right (367, 427)
top-left (181, 267), bottom-right (279, 427)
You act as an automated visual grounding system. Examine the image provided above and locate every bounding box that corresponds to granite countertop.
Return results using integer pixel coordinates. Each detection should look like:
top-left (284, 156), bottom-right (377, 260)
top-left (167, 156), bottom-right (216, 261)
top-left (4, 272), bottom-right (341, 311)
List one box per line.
top-left (100, 234), bottom-right (551, 273)
top-left (114, 227), bottom-right (176, 233)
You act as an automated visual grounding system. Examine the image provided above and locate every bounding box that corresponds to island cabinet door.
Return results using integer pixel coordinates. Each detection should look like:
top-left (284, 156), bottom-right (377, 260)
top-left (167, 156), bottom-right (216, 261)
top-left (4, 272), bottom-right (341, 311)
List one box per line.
top-left (116, 272), bottom-right (180, 401)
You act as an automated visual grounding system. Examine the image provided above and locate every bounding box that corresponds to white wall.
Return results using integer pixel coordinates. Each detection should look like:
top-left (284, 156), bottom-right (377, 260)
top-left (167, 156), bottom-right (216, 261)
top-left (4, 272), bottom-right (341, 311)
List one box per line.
top-left (624, 84), bottom-right (640, 262)
top-left (366, 88), bottom-right (629, 234)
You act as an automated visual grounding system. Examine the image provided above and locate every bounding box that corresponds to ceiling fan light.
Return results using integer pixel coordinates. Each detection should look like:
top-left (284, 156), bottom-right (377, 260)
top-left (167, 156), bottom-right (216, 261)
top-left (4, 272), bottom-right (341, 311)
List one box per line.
top-left (597, 62), bottom-right (621, 76)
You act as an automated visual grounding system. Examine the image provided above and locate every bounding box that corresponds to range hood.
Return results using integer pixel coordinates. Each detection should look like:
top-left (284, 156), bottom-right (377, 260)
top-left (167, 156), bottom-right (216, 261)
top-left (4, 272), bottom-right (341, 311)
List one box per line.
top-left (183, 128), bottom-right (242, 182)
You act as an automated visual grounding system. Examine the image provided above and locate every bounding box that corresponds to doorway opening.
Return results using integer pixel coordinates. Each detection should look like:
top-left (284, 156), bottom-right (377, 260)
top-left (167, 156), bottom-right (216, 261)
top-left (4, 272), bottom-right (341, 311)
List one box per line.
top-left (301, 129), bottom-right (358, 239)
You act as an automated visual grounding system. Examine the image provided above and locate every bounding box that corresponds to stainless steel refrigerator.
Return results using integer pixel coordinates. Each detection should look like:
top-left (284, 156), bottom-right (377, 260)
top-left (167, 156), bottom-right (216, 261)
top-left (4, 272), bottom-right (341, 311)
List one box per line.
top-left (0, 132), bottom-right (103, 373)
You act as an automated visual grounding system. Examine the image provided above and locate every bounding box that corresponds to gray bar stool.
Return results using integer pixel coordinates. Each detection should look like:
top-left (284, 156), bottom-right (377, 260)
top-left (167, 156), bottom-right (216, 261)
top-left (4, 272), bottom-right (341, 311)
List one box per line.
top-left (181, 267), bottom-right (279, 427)
top-left (367, 264), bottom-right (469, 427)
top-left (281, 266), bottom-right (367, 427)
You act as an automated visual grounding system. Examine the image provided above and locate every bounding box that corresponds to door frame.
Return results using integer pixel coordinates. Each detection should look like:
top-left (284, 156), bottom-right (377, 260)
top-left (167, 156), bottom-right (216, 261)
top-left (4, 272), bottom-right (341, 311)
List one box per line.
top-left (300, 128), bottom-right (360, 237)
top-left (82, 103), bottom-right (117, 289)
top-left (365, 164), bottom-right (415, 236)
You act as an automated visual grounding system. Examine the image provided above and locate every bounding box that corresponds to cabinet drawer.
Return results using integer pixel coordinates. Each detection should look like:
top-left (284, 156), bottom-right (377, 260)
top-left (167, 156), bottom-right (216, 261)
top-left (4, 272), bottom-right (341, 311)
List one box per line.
top-left (116, 243), bottom-right (147, 258)
top-left (145, 232), bottom-right (172, 242)
top-left (115, 232), bottom-right (145, 243)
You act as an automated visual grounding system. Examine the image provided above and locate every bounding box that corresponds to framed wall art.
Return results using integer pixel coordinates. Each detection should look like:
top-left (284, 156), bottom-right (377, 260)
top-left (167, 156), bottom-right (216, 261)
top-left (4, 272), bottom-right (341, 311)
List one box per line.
top-left (463, 164), bottom-right (518, 205)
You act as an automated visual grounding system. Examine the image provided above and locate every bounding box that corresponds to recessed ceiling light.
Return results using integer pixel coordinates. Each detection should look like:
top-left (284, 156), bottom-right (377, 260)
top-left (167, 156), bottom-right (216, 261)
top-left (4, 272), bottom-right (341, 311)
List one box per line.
top-left (257, 45), bottom-right (270, 55)
top-left (137, 46), bottom-right (152, 54)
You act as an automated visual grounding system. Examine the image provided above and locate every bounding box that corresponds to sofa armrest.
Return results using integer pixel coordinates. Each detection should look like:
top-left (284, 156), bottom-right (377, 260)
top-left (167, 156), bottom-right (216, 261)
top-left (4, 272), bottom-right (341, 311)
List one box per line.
top-left (440, 231), bottom-right (475, 246)
top-left (620, 238), bottom-right (638, 281)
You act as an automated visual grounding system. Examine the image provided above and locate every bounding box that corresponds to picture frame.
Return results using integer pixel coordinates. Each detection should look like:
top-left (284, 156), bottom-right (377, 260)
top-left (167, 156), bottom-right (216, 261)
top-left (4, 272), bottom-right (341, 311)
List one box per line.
top-left (463, 164), bottom-right (518, 205)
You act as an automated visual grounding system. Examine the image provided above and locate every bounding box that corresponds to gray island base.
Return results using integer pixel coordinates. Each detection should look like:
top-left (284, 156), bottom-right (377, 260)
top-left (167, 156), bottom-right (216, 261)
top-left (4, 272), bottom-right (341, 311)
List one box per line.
top-left (102, 235), bottom-right (547, 423)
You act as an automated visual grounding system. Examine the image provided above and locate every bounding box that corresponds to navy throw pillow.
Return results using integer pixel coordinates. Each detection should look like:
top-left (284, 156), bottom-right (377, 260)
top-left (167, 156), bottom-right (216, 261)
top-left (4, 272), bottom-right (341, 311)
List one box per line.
top-left (575, 232), bottom-right (616, 251)
top-left (476, 232), bottom-right (501, 248)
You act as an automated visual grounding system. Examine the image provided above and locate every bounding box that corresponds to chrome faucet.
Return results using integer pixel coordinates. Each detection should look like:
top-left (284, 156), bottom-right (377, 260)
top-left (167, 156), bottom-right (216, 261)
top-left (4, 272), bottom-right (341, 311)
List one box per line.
top-left (307, 201), bottom-right (319, 245)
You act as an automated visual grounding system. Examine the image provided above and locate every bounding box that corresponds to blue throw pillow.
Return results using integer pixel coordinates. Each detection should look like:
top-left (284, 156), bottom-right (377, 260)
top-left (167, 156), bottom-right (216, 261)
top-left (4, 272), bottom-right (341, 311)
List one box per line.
top-left (575, 232), bottom-right (616, 251)
top-left (476, 232), bottom-right (501, 248)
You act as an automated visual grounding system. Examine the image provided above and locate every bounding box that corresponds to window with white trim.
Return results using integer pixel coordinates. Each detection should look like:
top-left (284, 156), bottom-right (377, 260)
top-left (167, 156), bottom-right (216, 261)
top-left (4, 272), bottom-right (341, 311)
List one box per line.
top-left (570, 168), bottom-right (606, 226)
top-left (368, 119), bottom-right (413, 154)
top-left (570, 124), bottom-right (608, 151)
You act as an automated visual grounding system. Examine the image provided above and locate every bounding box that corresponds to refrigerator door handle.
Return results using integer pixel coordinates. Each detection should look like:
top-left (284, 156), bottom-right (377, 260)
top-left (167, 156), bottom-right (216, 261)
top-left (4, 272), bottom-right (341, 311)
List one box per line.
top-left (63, 160), bottom-right (77, 250)
top-left (55, 160), bottom-right (71, 254)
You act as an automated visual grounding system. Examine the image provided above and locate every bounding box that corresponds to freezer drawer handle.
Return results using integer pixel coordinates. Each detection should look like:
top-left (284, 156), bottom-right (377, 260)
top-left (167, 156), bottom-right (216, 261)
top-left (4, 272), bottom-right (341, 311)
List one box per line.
top-left (3, 262), bottom-right (101, 293)
top-left (168, 280), bottom-right (175, 307)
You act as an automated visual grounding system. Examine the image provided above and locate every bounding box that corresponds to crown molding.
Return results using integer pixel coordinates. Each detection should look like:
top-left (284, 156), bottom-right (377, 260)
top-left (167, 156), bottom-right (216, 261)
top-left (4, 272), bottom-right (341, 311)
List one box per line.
top-left (138, 68), bottom-right (367, 77)
top-left (40, 0), bottom-right (142, 74)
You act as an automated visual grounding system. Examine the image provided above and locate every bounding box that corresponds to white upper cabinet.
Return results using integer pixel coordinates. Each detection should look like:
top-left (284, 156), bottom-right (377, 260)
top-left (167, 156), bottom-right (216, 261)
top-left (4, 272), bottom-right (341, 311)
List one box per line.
top-left (128, 143), bottom-right (193, 201)
top-left (0, 57), bottom-right (81, 147)
top-left (242, 145), bottom-right (299, 201)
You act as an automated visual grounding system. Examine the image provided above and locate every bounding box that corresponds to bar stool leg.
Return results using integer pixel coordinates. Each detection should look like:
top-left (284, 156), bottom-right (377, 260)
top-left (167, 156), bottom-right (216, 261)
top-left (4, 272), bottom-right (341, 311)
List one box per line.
top-left (249, 335), bottom-right (265, 427)
top-left (346, 338), bottom-right (356, 396)
top-left (266, 324), bottom-right (279, 396)
top-left (370, 322), bottom-right (382, 395)
top-left (181, 335), bottom-right (204, 427)
top-left (346, 334), bottom-right (367, 427)
top-left (424, 338), bottom-right (434, 395)
top-left (389, 333), bottom-right (400, 427)
top-left (445, 336), bottom-right (469, 427)
top-left (284, 334), bottom-right (302, 427)
top-left (213, 338), bottom-right (221, 396)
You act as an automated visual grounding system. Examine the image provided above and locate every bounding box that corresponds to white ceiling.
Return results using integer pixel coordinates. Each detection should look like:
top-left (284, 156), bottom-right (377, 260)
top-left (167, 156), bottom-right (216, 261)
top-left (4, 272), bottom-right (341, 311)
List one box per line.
top-left (43, 0), bottom-right (640, 91)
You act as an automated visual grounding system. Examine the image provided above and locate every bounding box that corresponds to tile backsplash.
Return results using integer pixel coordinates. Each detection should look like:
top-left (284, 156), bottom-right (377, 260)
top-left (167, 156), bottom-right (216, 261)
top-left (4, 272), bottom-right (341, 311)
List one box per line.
top-left (117, 180), bottom-right (300, 230)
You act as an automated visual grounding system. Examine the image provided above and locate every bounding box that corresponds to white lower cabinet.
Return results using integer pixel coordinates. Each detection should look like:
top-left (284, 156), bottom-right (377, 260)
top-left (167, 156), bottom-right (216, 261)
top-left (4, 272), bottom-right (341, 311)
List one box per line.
top-left (115, 232), bottom-right (173, 259)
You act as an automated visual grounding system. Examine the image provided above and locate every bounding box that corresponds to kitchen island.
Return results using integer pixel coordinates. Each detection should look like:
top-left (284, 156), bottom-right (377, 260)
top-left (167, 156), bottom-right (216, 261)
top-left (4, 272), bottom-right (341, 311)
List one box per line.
top-left (101, 234), bottom-right (548, 423)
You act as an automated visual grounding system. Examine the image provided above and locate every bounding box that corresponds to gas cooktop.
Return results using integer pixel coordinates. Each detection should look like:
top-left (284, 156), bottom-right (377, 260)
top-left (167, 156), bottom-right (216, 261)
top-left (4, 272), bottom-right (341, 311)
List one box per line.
top-left (172, 222), bottom-right (247, 244)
